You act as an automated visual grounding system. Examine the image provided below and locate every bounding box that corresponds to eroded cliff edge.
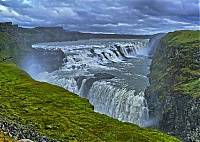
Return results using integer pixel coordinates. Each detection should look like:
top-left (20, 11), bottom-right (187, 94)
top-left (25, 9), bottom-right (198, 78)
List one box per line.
top-left (145, 30), bottom-right (200, 142)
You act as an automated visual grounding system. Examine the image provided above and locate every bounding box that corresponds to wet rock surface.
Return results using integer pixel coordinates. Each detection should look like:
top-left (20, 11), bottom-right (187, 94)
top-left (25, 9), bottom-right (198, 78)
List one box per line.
top-left (21, 48), bottom-right (65, 73)
top-left (94, 73), bottom-right (115, 79)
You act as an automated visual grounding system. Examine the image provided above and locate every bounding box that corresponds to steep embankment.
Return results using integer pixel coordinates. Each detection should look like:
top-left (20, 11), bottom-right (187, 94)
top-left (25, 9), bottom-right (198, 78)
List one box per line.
top-left (0, 27), bottom-right (180, 141)
top-left (145, 30), bottom-right (200, 142)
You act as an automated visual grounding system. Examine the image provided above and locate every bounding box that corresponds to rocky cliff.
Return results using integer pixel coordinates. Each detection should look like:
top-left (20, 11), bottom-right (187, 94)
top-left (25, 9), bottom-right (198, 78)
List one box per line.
top-left (0, 22), bottom-right (67, 72)
top-left (145, 30), bottom-right (200, 142)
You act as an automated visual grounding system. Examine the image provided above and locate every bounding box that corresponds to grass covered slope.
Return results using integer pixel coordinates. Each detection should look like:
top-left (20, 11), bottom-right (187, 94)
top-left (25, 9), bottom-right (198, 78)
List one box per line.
top-left (150, 30), bottom-right (200, 98)
top-left (0, 31), bottom-right (180, 141)
top-left (0, 63), bottom-right (180, 142)
top-left (0, 32), bottom-right (30, 65)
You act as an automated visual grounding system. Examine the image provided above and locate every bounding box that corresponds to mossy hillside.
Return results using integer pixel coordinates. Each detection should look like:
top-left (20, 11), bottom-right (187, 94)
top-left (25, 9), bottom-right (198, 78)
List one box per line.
top-left (0, 32), bottom-right (14, 61)
top-left (150, 30), bottom-right (200, 98)
top-left (0, 63), bottom-right (180, 142)
top-left (0, 31), bottom-right (30, 64)
top-left (162, 30), bottom-right (199, 47)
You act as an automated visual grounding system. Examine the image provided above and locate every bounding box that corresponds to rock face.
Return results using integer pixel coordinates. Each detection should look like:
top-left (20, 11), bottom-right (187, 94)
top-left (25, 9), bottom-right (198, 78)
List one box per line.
top-left (20, 48), bottom-right (65, 74)
top-left (145, 30), bottom-right (200, 142)
top-left (147, 33), bottom-right (166, 57)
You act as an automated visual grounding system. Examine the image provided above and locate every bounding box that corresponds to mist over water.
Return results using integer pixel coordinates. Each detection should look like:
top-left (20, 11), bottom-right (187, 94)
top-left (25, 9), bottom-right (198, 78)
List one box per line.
top-left (20, 54), bottom-right (43, 79)
top-left (25, 38), bottom-right (154, 127)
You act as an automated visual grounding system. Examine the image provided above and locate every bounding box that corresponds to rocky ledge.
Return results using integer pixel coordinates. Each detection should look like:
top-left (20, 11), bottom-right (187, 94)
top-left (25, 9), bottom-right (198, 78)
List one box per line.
top-left (0, 121), bottom-right (55, 142)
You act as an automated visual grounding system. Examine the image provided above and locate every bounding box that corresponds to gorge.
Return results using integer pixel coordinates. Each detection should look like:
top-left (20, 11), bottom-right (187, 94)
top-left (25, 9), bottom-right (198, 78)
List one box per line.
top-left (0, 22), bottom-right (199, 142)
top-left (31, 38), bottom-right (151, 127)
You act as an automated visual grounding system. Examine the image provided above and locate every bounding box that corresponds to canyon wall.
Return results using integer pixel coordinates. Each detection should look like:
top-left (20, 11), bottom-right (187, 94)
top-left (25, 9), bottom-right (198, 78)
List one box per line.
top-left (145, 30), bottom-right (200, 142)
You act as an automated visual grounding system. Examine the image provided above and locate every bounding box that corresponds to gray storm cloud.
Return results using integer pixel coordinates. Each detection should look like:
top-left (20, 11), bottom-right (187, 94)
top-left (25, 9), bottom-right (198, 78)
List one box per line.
top-left (0, 0), bottom-right (199, 34)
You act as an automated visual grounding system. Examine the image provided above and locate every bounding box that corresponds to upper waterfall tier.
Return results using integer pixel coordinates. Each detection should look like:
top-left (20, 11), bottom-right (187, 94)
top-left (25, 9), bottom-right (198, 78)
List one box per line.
top-left (32, 39), bottom-right (149, 71)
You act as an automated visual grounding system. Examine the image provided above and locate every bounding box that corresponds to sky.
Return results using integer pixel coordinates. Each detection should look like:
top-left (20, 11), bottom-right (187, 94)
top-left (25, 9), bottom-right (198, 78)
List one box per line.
top-left (0, 0), bottom-right (199, 35)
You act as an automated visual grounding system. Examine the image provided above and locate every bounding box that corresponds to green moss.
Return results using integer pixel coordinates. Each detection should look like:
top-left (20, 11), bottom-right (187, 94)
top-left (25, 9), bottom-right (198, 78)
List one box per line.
top-left (0, 131), bottom-right (15, 142)
top-left (0, 31), bottom-right (31, 63)
top-left (151, 30), bottom-right (200, 98)
top-left (0, 32), bottom-right (14, 60)
top-left (0, 63), bottom-right (180, 141)
top-left (174, 78), bottom-right (200, 98)
top-left (162, 30), bottom-right (200, 48)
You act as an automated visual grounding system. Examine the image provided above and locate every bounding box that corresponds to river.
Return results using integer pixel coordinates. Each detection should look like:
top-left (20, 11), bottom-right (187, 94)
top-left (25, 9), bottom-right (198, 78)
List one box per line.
top-left (30, 38), bottom-right (152, 127)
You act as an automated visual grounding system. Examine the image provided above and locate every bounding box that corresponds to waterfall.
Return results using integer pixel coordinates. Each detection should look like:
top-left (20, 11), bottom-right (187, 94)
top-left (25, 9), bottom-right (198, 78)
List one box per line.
top-left (119, 46), bottom-right (129, 57)
top-left (37, 72), bottom-right (149, 127)
top-left (32, 38), bottom-right (151, 127)
top-left (87, 81), bottom-right (149, 127)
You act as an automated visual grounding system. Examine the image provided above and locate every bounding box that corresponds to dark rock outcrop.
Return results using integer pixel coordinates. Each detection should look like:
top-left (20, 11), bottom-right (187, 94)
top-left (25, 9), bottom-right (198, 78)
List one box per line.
top-left (75, 73), bottom-right (115, 98)
top-left (19, 48), bottom-right (65, 78)
top-left (145, 30), bottom-right (200, 142)
top-left (0, 121), bottom-right (56, 142)
top-left (94, 73), bottom-right (115, 79)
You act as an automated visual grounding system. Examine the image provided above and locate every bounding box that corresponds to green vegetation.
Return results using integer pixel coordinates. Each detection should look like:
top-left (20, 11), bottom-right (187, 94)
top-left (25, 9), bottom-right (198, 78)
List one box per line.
top-left (162, 30), bottom-right (199, 47)
top-left (0, 31), bottom-right (180, 141)
top-left (0, 32), bottom-right (14, 61)
top-left (151, 30), bottom-right (200, 98)
top-left (0, 63), bottom-right (180, 141)
top-left (0, 31), bottom-right (31, 64)
top-left (0, 131), bottom-right (14, 142)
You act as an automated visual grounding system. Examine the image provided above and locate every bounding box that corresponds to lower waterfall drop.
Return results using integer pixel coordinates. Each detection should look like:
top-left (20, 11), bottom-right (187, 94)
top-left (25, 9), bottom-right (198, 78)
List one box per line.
top-left (88, 81), bottom-right (149, 127)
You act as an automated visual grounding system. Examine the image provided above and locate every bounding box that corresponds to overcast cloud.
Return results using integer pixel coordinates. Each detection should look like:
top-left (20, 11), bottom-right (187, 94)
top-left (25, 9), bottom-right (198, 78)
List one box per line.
top-left (0, 0), bottom-right (199, 34)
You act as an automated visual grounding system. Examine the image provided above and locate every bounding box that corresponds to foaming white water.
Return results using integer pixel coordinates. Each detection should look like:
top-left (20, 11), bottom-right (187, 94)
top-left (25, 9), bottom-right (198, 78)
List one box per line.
top-left (37, 71), bottom-right (78, 93)
top-left (32, 39), bottom-right (149, 69)
top-left (88, 81), bottom-right (149, 127)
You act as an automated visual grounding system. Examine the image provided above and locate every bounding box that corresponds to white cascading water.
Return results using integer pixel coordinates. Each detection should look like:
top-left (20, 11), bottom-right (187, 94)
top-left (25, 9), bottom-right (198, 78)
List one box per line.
top-left (88, 81), bottom-right (149, 127)
top-left (30, 39), bottom-right (151, 127)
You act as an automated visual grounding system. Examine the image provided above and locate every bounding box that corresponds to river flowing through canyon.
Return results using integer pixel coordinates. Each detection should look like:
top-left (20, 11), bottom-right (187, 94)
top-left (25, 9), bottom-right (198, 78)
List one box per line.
top-left (29, 38), bottom-right (153, 127)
